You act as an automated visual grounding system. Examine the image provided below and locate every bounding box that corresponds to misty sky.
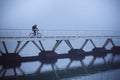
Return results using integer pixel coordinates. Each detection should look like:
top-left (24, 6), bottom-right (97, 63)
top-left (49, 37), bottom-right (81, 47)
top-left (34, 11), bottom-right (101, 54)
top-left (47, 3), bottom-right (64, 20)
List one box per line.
top-left (0, 0), bottom-right (120, 30)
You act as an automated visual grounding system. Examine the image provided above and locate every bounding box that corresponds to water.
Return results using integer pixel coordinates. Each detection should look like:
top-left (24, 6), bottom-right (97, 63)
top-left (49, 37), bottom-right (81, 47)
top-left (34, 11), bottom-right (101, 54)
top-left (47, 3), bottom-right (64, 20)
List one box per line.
top-left (0, 30), bottom-right (120, 80)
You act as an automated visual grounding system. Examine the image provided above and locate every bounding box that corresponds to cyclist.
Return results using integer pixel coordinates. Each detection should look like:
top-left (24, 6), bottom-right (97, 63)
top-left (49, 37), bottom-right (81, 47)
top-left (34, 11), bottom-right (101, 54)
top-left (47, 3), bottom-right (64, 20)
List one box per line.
top-left (32, 24), bottom-right (39, 36)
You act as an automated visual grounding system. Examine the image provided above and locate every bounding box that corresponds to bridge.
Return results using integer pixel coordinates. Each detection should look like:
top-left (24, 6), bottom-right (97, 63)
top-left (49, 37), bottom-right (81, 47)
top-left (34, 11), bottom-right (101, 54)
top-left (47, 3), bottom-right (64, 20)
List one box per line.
top-left (0, 29), bottom-right (120, 80)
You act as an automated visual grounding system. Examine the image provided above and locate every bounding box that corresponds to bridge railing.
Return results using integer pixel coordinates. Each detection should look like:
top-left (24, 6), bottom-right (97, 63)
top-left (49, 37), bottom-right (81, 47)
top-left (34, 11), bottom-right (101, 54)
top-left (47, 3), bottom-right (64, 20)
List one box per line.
top-left (0, 29), bottom-right (120, 37)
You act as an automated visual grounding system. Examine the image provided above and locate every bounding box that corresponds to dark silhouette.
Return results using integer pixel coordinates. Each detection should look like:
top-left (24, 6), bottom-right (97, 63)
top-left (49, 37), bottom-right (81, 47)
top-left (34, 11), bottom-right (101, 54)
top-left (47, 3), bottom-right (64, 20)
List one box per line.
top-left (32, 24), bottom-right (39, 36)
top-left (0, 39), bottom-right (120, 79)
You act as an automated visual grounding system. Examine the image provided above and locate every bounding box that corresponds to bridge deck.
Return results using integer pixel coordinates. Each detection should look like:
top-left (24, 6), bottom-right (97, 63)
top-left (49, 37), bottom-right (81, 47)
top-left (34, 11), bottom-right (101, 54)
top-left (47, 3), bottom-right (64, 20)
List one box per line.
top-left (0, 35), bottom-right (120, 41)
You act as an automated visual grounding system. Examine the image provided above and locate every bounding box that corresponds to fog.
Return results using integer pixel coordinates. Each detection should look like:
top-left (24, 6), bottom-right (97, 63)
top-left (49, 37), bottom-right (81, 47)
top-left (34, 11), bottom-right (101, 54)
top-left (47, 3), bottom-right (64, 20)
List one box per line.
top-left (0, 0), bottom-right (120, 30)
top-left (0, 0), bottom-right (120, 79)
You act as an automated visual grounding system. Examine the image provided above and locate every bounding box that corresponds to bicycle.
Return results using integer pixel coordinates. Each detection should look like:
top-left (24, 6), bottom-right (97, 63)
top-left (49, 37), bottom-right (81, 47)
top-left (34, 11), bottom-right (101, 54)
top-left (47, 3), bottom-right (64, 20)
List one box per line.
top-left (29, 32), bottom-right (42, 38)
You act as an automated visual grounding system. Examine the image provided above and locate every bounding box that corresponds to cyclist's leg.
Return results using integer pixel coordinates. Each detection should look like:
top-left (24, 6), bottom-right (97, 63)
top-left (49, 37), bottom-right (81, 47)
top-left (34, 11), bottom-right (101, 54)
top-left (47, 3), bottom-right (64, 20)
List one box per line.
top-left (34, 31), bottom-right (36, 36)
top-left (36, 31), bottom-right (39, 37)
